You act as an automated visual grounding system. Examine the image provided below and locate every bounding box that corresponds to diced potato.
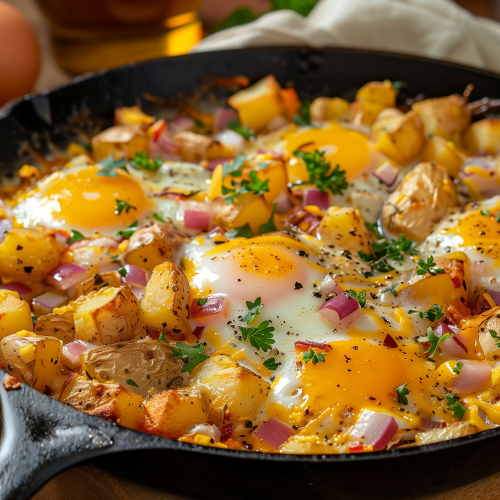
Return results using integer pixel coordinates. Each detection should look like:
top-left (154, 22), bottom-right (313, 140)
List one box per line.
top-left (412, 94), bottom-right (471, 141)
top-left (420, 136), bottom-right (466, 178)
top-left (124, 222), bottom-right (189, 271)
top-left (75, 271), bottom-right (123, 297)
top-left (193, 355), bottom-right (269, 422)
top-left (59, 375), bottom-right (145, 429)
top-left (228, 75), bottom-right (284, 131)
top-left (172, 131), bottom-right (213, 163)
top-left (381, 162), bottom-right (458, 242)
top-left (310, 97), bottom-right (350, 122)
top-left (356, 80), bottom-right (398, 109)
top-left (0, 331), bottom-right (62, 394)
top-left (91, 125), bottom-right (149, 162)
top-left (373, 111), bottom-right (426, 165)
top-left (0, 290), bottom-right (33, 340)
top-left (140, 262), bottom-right (191, 337)
top-left (34, 306), bottom-right (75, 344)
top-left (114, 106), bottom-right (155, 128)
top-left (462, 119), bottom-right (500, 156)
top-left (81, 337), bottom-right (188, 397)
top-left (74, 284), bottom-right (140, 344)
top-left (0, 228), bottom-right (62, 281)
top-left (317, 207), bottom-right (371, 253)
top-left (141, 387), bottom-right (210, 439)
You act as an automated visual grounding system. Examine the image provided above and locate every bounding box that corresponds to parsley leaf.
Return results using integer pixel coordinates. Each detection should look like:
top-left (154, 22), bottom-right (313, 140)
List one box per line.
top-left (241, 297), bottom-right (263, 323)
top-left (158, 332), bottom-right (168, 342)
top-left (395, 383), bottom-right (409, 405)
top-left (172, 342), bottom-right (210, 373)
top-left (489, 329), bottom-right (500, 348)
top-left (152, 213), bottom-right (166, 223)
top-left (115, 199), bottom-right (137, 215)
top-left (222, 155), bottom-right (246, 180)
top-left (226, 223), bottom-right (254, 239)
top-left (446, 393), bottom-right (467, 420)
top-left (293, 149), bottom-right (348, 195)
top-left (96, 155), bottom-right (126, 177)
top-left (258, 203), bottom-right (278, 235)
top-left (95, 281), bottom-right (109, 289)
top-left (347, 289), bottom-right (366, 308)
top-left (223, 171), bottom-right (270, 203)
top-left (227, 119), bottom-right (255, 140)
top-left (408, 304), bottom-right (444, 323)
top-left (416, 255), bottom-right (444, 276)
top-left (129, 151), bottom-right (163, 171)
top-left (118, 267), bottom-right (127, 277)
top-left (116, 221), bottom-right (138, 239)
top-left (418, 326), bottom-right (454, 358)
top-left (127, 379), bottom-right (139, 387)
top-left (197, 297), bottom-right (208, 306)
top-left (481, 209), bottom-right (492, 216)
top-left (497, 212), bottom-right (500, 223)
top-left (293, 100), bottom-right (312, 126)
top-left (67, 230), bottom-right (85, 244)
top-left (453, 361), bottom-right (464, 375)
top-left (302, 347), bottom-right (326, 364)
top-left (381, 284), bottom-right (398, 296)
top-left (239, 320), bottom-right (275, 352)
top-left (391, 81), bottom-right (404, 91)
top-left (263, 358), bottom-right (279, 371)
top-left (31, 315), bottom-right (38, 324)
top-left (106, 251), bottom-right (119, 261)
top-left (364, 221), bottom-right (384, 239)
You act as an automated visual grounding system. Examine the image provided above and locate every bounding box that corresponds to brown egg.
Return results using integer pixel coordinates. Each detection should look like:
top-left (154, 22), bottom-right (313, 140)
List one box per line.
top-left (0, 2), bottom-right (40, 106)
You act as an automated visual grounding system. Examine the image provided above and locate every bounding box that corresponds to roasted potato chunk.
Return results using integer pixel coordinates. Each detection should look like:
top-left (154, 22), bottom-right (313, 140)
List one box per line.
top-left (0, 228), bottom-right (62, 281)
top-left (0, 331), bottom-right (62, 394)
top-left (91, 125), bottom-right (149, 162)
top-left (172, 131), bottom-right (213, 163)
top-left (74, 284), bottom-right (140, 344)
top-left (381, 162), bottom-right (458, 242)
top-left (114, 106), bottom-right (155, 129)
top-left (34, 306), bottom-right (75, 344)
top-left (141, 387), bottom-right (210, 439)
top-left (193, 355), bottom-right (269, 422)
top-left (0, 290), bottom-right (33, 340)
top-left (81, 337), bottom-right (188, 397)
top-left (310, 97), bottom-right (349, 122)
top-left (140, 262), bottom-right (191, 337)
top-left (463, 118), bottom-right (500, 156)
top-left (124, 222), bottom-right (189, 271)
top-left (75, 271), bottom-right (123, 297)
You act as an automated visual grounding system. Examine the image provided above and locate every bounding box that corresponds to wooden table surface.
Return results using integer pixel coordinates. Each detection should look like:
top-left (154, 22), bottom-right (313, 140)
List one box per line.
top-left (4, 0), bottom-right (500, 498)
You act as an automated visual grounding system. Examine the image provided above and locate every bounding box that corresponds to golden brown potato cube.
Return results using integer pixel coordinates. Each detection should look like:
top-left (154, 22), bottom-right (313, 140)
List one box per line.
top-left (0, 331), bottom-right (62, 394)
top-left (75, 271), bottom-right (123, 297)
top-left (172, 131), bottom-right (213, 163)
top-left (34, 306), bottom-right (75, 344)
top-left (0, 228), bottom-right (62, 281)
top-left (91, 125), bottom-right (149, 162)
top-left (74, 284), bottom-right (140, 344)
top-left (462, 119), bottom-right (500, 156)
top-left (141, 387), bottom-right (209, 439)
top-left (0, 290), bottom-right (33, 340)
top-left (124, 222), bottom-right (189, 271)
top-left (193, 355), bottom-right (269, 422)
top-left (114, 106), bottom-right (155, 129)
top-left (81, 337), bottom-right (188, 397)
top-left (140, 262), bottom-right (191, 337)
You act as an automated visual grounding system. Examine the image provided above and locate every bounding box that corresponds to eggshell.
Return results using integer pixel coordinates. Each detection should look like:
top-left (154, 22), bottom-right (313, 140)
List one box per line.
top-left (0, 2), bottom-right (40, 106)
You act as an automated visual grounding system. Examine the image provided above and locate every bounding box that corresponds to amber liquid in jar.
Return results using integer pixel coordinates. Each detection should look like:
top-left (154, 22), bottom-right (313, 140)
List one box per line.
top-left (35, 0), bottom-right (203, 75)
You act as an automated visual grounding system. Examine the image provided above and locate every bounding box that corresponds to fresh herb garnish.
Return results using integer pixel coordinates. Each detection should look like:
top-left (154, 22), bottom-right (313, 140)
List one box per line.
top-left (241, 297), bottom-right (264, 323)
top-left (194, 118), bottom-right (204, 129)
top-left (95, 281), bottom-right (109, 289)
top-left (391, 81), bottom-right (404, 91)
top-left (497, 212), bottom-right (500, 223)
top-left (67, 230), bottom-right (85, 244)
top-left (118, 267), bottom-right (127, 277)
top-left (222, 155), bottom-right (246, 180)
top-left (419, 326), bottom-right (454, 358)
top-left (347, 289), bottom-right (366, 308)
top-left (126, 379), bottom-right (139, 387)
top-left (225, 223), bottom-right (254, 239)
top-left (239, 320), bottom-right (275, 352)
top-left (158, 332), bottom-right (168, 342)
top-left (223, 170), bottom-right (269, 203)
top-left (106, 251), bottom-right (119, 261)
top-left (197, 297), bottom-right (208, 306)
top-left (481, 209), bottom-right (492, 216)
top-left (263, 358), bottom-right (279, 371)
top-left (489, 329), bottom-right (500, 348)
top-left (302, 347), bottom-right (326, 364)
top-left (293, 100), bottom-right (312, 126)
top-left (416, 255), bottom-right (444, 276)
top-left (364, 221), bottom-right (384, 239)
top-left (115, 199), bottom-right (137, 215)
top-left (408, 304), bottom-right (444, 322)
top-left (172, 342), bottom-right (210, 373)
top-left (293, 149), bottom-right (348, 195)
top-left (96, 155), bottom-right (126, 177)
top-left (453, 361), bottom-right (464, 375)
top-left (395, 383), bottom-right (409, 405)
top-left (446, 393), bottom-right (467, 420)
top-left (129, 151), bottom-right (162, 171)
top-left (227, 119), bottom-right (255, 140)
top-left (116, 221), bottom-right (138, 239)
top-left (258, 203), bottom-right (278, 235)
top-left (381, 284), bottom-right (398, 296)
top-left (152, 213), bottom-right (166, 223)
top-left (31, 315), bottom-right (38, 324)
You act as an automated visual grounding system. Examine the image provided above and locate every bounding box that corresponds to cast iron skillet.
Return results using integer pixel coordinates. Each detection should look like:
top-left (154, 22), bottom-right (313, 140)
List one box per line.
top-left (1, 47), bottom-right (500, 500)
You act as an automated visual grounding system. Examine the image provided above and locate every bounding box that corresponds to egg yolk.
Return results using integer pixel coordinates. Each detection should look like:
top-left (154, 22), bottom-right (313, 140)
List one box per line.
top-left (42, 166), bottom-right (149, 229)
top-left (284, 122), bottom-right (370, 181)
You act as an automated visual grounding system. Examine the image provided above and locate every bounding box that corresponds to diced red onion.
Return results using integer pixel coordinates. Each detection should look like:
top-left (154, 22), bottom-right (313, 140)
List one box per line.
top-left (214, 108), bottom-right (239, 132)
top-left (318, 294), bottom-right (362, 328)
top-left (207, 226), bottom-right (225, 237)
top-left (62, 341), bottom-right (94, 370)
top-left (185, 210), bottom-right (211, 231)
top-left (0, 281), bottom-right (32, 299)
top-left (47, 264), bottom-right (89, 291)
top-left (452, 361), bottom-right (493, 396)
top-left (303, 189), bottom-right (329, 210)
top-left (383, 334), bottom-right (398, 349)
top-left (191, 294), bottom-right (227, 324)
top-left (122, 264), bottom-right (148, 288)
top-left (373, 162), bottom-right (399, 187)
top-left (219, 423), bottom-right (234, 441)
top-left (32, 292), bottom-right (67, 313)
top-left (349, 410), bottom-right (398, 451)
top-left (267, 115), bottom-right (288, 132)
top-left (486, 289), bottom-right (500, 306)
top-left (434, 322), bottom-right (469, 356)
top-left (130, 285), bottom-right (145, 301)
top-left (213, 129), bottom-right (246, 155)
top-left (295, 340), bottom-right (327, 350)
top-left (157, 132), bottom-right (180, 154)
top-left (257, 148), bottom-right (284, 160)
top-left (0, 218), bottom-right (12, 244)
top-left (169, 116), bottom-right (195, 134)
top-left (59, 372), bottom-right (77, 400)
top-left (205, 157), bottom-right (235, 172)
top-left (186, 423), bottom-right (222, 441)
top-left (273, 190), bottom-right (292, 214)
top-left (319, 274), bottom-right (343, 295)
top-left (254, 418), bottom-right (293, 449)
top-left (421, 417), bottom-right (446, 430)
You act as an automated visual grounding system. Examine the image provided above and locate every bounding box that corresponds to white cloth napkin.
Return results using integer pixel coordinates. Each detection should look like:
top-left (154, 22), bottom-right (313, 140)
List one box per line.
top-left (192, 0), bottom-right (500, 73)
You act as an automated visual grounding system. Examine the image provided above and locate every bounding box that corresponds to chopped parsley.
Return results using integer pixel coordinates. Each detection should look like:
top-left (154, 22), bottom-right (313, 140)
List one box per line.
top-left (96, 155), bottom-right (126, 177)
top-left (118, 267), bottom-right (127, 277)
top-left (263, 358), bottom-right (279, 371)
top-left (172, 342), bottom-right (210, 373)
top-left (115, 199), bottom-right (137, 215)
top-left (347, 289), bottom-right (366, 308)
top-left (67, 230), bottom-right (85, 244)
top-left (106, 251), bottom-right (119, 262)
top-left (481, 209), bottom-right (492, 217)
top-left (293, 149), bottom-right (348, 195)
top-left (418, 326), bottom-right (454, 358)
top-left (391, 81), bottom-right (404, 90)
top-left (395, 383), bottom-right (409, 405)
top-left (497, 212), bottom-right (500, 223)
top-left (197, 297), bottom-right (208, 306)
top-left (364, 221), bottom-right (384, 239)
top-left (225, 223), bottom-right (254, 239)
top-left (381, 284), bottom-right (398, 296)
top-left (446, 393), bottom-right (467, 420)
top-left (116, 221), bottom-right (138, 239)
top-left (293, 100), bottom-right (312, 126)
top-left (258, 203), bottom-right (278, 235)
top-left (31, 315), bottom-right (38, 324)
top-left (302, 347), bottom-right (326, 364)
top-left (408, 304), bottom-right (444, 322)
top-left (222, 171), bottom-right (269, 203)
top-left (158, 332), bottom-right (168, 342)
top-left (227, 119), bottom-right (256, 140)
top-left (152, 213), bottom-right (166, 223)
top-left (129, 151), bottom-right (163, 171)
top-left (416, 255), bottom-right (444, 276)
top-left (490, 329), bottom-right (500, 348)
top-left (126, 379), bottom-right (139, 388)
top-left (95, 281), bottom-right (109, 289)
top-left (222, 155), bottom-right (246, 180)
top-left (453, 361), bottom-right (464, 375)
top-left (241, 297), bottom-right (264, 323)
top-left (239, 320), bottom-right (275, 352)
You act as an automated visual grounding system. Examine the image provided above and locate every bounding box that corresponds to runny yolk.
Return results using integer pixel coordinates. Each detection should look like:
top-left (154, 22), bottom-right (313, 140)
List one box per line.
top-left (43, 166), bottom-right (149, 229)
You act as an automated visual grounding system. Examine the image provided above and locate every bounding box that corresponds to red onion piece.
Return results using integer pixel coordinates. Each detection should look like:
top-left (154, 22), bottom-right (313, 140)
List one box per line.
top-left (254, 418), bottom-right (293, 449)
top-left (214, 108), bottom-right (239, 132)
top-left (486, 289), bottom-right (500, 305)
top-left (383, 334), bottom-right (398, 349)
top-left (295, 340), bottom-right (327, 350)
top-left (0, 282), bottom-right (32, 299)
top-left (0, 218), bottom-right (12, 244)
top-left (169, 116), bottom-right (194, 134)
top-left (184, 210), bottom-right (211, 231)
top-left (319, 274), bottom-right (343, 296)
top-left (191, 294), bottom-right (227, 323)
top-left (421, 417), bottom-right (446, 430)
top-left (148, 137), bottom-right (180, 161)
top-left (434, 322), bottom-right (469, 356)
top-left (219, 423), bottom-right (234, 441)
top-left (318, 294), bottom-right (362, 328)
top-left (205, 157), bottom-right (235, 172)
top-left (453, 361), bottom-right (493, 396)
top-left (59, 372), bottom-right (77, 400)
top-left (32, 292), bottom-right (67, 313)
top-left (303, 189), bottom-right (329, 210)
top-left (373, 161), bottom-right (399, 186)
top-left (350, 411), bottom-right (398, 451)
top-left (47, 264), bottom-right (89, 291)
top-left (122, 264), bottom-right (148, 288)
top-left (131, 285), bottom-right (145, 301)
top-left (62, 341), bottom-right (94, 370)
top-left (207, 226), bottom-right (225, 237)
top-left (187, 423), bottom-right (222, 441)
top-left (156, 132), bottom-right (180, 154)
top-left (273, 190), bottom-right (292, 214)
